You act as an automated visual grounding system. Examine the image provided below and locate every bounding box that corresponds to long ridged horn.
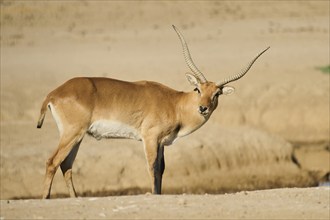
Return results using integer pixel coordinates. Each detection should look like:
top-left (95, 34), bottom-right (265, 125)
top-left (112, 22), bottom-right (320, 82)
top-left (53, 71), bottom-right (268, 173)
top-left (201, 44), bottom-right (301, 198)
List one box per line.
top-left (216, 47), bottom-right (270, 87)
top-left (172, 25), bottom-right (207, 83)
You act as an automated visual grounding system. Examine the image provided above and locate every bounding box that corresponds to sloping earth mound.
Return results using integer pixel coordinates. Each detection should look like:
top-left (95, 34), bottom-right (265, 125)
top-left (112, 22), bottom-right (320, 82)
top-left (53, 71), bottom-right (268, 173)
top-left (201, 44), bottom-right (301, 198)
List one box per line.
top-left (0, 122), bottom-right (317, 199)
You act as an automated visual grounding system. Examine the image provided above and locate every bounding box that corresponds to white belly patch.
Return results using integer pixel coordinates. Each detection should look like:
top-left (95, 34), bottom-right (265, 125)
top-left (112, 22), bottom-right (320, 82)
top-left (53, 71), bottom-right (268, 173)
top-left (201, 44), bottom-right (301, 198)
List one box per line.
top-left (88, 120), bottom-right (141, 141)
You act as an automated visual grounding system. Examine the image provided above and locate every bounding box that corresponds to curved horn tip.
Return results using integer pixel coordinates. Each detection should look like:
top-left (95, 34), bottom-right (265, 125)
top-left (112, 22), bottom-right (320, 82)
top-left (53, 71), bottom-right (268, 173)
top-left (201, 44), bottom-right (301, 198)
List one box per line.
top-left (216, 46), bottom-right (270, 87)
top-left (259, 46), bottom-right (270, 56)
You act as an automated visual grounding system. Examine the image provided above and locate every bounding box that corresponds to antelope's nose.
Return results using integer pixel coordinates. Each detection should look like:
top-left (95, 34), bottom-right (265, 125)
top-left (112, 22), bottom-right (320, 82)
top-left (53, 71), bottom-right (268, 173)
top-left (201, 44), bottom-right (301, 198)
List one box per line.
top-left (199, 106), bottom-right (208, 113)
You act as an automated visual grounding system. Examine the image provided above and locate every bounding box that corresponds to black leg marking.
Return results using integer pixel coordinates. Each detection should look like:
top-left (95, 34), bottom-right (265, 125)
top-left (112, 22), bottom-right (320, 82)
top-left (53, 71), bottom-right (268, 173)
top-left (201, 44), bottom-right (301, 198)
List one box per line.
top-left (153, 145), bottom-right (165, 194)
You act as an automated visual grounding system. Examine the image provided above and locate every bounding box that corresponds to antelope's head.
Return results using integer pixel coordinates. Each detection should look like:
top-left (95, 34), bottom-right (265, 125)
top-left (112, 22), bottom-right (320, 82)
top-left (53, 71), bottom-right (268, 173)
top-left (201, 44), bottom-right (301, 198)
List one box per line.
top-left (173, 25), bottom-right (269, 117)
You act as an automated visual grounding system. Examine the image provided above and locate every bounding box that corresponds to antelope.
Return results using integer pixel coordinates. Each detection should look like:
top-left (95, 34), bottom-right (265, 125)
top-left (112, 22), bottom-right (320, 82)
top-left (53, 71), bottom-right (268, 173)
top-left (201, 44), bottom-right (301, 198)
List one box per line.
top-left (37, 25), bottom-right (269, 199)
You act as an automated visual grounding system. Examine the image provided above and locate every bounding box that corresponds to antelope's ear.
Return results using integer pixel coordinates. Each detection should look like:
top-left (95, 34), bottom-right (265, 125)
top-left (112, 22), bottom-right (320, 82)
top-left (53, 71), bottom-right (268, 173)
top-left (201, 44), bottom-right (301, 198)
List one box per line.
top-left (185, 73), bottom-right (200, 87)
top-left (221, 86), bottom-right (235, 95)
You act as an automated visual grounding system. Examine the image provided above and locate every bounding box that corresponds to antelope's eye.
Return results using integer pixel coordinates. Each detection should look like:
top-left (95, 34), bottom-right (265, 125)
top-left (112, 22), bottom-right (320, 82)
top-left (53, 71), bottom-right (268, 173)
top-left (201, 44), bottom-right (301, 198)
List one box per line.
top-left (194, 88), bottom-right (201, 94)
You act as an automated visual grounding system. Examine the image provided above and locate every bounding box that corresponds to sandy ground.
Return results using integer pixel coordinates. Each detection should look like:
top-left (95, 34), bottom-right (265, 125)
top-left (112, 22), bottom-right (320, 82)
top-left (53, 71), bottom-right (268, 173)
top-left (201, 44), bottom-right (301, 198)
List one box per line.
top-left (1, 188), bottom-right (329, 220)
top-left (1, 1), bottom-right (329, 219)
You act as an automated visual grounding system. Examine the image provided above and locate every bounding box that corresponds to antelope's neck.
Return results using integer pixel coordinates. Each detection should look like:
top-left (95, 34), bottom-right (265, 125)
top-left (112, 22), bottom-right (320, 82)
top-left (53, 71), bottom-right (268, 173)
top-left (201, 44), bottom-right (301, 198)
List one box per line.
top-left (176, 92), bottom-right (209, 138)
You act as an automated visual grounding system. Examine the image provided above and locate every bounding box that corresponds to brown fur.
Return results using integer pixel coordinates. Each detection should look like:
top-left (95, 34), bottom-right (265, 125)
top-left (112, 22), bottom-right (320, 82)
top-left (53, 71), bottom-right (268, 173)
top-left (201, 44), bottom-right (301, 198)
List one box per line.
top-left (37, 76), bottom-right (225, 198)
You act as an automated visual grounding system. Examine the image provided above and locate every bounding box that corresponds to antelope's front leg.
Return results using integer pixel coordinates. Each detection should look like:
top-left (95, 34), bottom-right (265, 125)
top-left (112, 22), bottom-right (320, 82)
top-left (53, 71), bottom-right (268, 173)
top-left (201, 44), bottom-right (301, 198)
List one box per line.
top-left (154, 145), bottom-right (165, 194)
top-left (144, 140), bottom-right (165, 194)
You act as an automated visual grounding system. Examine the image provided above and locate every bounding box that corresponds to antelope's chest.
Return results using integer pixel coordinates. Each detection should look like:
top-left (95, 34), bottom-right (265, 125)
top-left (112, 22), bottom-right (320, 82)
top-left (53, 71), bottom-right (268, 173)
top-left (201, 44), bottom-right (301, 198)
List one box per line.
top-left (88, 120), bottom-right (142, 141)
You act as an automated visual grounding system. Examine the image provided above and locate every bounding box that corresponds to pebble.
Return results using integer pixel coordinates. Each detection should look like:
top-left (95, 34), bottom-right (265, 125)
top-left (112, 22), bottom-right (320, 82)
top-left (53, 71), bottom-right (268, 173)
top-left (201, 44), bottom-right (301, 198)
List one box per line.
top-left (98, 213), bottom-right (106, 217)
top-left (178, 198), bottom-right (187, 206)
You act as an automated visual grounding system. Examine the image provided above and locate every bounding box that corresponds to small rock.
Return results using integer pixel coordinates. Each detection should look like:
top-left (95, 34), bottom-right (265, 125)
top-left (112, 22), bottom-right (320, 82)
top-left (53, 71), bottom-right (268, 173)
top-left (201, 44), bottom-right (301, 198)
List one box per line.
top-left (99, 213), bottom-right (106, 217)
top-left (178, 198), bottom-right (187, 206)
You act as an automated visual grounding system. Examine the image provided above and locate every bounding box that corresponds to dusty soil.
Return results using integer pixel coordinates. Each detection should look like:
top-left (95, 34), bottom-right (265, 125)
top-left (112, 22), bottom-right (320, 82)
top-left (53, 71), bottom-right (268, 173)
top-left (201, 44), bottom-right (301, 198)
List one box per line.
top-left (0, 1), bottom-right (329, 219)
top-left (1, 188), bottom-right (330, 220)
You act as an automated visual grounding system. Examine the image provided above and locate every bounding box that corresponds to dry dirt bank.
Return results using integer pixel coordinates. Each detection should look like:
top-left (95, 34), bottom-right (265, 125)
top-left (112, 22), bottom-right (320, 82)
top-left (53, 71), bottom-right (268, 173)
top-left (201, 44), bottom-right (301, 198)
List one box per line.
top-left (1, 122), bottom-right (319, 200)
top-left (1, 187), bottom-right (329, 220)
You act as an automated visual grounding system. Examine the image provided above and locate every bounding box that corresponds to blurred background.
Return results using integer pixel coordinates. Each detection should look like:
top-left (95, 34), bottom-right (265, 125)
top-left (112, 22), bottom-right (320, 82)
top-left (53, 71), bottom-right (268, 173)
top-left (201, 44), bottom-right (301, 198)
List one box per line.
top-left (1, 1), bottom-right (329, 199)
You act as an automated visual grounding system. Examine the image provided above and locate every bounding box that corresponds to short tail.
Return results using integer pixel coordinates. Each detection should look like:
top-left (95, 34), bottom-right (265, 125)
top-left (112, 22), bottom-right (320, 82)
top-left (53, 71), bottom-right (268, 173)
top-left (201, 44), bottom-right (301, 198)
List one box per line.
top-left (37, 97), bottom-right (49, 129)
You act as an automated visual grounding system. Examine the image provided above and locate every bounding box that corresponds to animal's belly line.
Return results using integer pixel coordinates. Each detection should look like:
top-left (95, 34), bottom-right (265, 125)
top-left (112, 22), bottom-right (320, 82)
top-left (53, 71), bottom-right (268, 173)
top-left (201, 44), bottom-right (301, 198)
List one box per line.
top-left (87, 120), bottom-right (142, 141)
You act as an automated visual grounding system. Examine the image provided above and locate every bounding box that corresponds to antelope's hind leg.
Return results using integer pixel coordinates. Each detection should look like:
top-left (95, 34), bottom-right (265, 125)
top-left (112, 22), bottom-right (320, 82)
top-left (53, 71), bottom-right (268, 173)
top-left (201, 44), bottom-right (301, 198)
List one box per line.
top-left (42, 132), bottom-right (84, 199)
top-left (60, 139), bottom-right (82, 198)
